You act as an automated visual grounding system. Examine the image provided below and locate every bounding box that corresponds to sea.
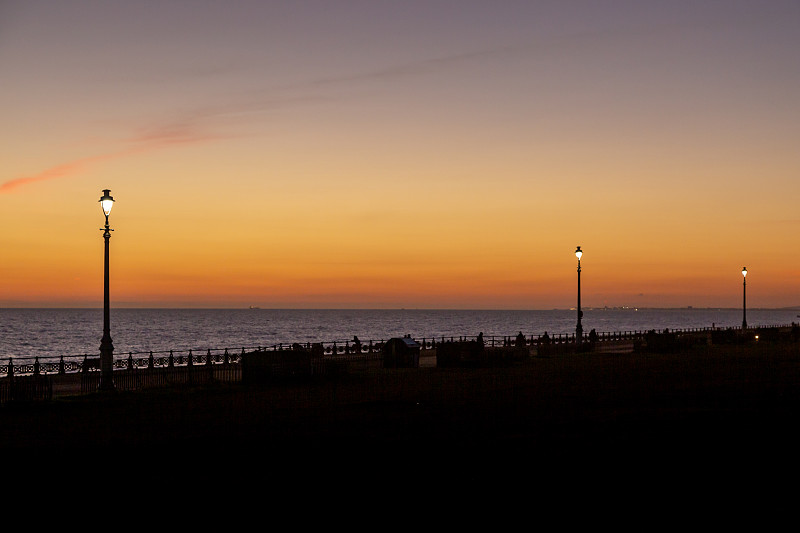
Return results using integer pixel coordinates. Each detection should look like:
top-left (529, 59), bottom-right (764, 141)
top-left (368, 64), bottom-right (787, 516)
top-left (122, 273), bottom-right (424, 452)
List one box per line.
top-left (1, 307), bottom-right (797, 362)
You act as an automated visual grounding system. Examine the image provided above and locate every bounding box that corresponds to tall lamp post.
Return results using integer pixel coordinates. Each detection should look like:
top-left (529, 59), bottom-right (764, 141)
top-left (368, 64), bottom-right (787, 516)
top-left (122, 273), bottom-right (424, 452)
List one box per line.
top-left (99, 189), bottom-right (115, 392)
top-left (741, 266), bottom-right (747, 330)
top-left (575, 246), bottom-right (583, 344)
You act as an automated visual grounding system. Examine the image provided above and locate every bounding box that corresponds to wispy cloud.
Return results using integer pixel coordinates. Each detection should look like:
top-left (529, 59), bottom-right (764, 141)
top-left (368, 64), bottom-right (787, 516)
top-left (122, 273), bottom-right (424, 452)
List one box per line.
top-left (0, 119), bottom-right (229, 194)
top-left (0, 152), bottom-right (120, 194)
top-left (1, 47), bottom-right (504, 194)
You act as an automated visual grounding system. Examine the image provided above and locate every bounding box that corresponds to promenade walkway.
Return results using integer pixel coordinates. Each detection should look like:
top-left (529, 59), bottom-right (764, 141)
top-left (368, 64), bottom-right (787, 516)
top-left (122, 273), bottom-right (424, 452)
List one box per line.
top-left (3, 340), bottom-right (799, 482)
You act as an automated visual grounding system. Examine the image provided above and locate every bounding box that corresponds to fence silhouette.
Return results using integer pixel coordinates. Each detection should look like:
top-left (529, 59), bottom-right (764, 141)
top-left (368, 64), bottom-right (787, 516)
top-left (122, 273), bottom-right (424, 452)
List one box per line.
top-left (1, 323), bottom-right (794, 403)
top-left (0, 375), bottom-right (53, 404)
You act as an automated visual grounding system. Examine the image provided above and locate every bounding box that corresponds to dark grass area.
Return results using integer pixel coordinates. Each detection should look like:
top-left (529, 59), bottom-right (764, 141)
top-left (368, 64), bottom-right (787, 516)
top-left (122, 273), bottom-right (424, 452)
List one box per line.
top-left (3, 342), bottom-right (800, 487)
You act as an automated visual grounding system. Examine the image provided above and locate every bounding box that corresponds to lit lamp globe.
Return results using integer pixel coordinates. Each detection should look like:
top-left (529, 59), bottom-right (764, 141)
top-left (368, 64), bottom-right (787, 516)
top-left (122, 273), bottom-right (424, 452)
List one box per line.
top-left (100, 189), bottom-right (114, 219)
top-left (575, 246), bottom-right (582, 260)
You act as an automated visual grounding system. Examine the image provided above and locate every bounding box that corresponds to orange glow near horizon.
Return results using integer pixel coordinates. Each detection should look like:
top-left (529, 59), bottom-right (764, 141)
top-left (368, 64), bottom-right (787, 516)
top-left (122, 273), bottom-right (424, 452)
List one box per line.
top-left (1, 3), bottom-right (798, 309)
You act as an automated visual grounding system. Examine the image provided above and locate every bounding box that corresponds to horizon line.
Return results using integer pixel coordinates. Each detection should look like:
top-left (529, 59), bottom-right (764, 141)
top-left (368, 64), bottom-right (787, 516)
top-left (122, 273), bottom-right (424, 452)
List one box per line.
top-left (2, 306), bottom-right (799, 311)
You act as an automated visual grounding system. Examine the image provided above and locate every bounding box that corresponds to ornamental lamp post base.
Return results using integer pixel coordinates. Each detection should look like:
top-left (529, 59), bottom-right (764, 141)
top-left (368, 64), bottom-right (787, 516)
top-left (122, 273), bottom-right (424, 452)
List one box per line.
top-left (99, 336), bottom-right (115, 392)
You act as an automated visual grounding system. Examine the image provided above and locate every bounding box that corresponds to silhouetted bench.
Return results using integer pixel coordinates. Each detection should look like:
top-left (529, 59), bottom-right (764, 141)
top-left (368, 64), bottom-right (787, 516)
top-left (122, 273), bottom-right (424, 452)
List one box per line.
top-left (82, 357), bottom-right (100, 372)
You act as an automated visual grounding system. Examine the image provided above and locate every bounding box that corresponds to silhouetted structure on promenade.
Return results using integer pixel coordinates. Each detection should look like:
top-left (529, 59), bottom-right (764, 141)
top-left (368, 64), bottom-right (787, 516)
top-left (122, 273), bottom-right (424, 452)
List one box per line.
top-left (383, 336), bottom-right (421, 368)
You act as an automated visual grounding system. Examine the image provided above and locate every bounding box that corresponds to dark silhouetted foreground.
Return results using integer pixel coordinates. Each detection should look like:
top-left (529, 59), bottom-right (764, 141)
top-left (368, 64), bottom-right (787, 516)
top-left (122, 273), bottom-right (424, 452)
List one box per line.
top-left (2, 341), bottom-right (799, 487)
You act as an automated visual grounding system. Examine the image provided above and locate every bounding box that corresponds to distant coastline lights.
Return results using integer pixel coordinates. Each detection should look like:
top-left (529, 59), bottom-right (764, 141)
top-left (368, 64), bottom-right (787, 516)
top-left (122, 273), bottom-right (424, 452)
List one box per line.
top-left (569, 251), bottom-right (750, 334)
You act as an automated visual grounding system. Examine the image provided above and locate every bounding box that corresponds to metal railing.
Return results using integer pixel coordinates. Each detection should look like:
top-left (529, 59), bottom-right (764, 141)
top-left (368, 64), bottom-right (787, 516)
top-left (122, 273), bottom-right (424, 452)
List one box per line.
top-left (79, 361), bottom-right (242, 395)
top-left (1, 323), bottom-right (793, 379)
top-left (0, 322), bottom-right (795, 403)
top-left (0, 375), bottom-right (52, 403)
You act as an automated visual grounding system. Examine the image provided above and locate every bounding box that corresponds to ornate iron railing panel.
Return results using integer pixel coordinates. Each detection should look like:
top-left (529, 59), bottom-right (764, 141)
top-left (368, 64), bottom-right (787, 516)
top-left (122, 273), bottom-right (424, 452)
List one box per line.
top-left (3, 323), bottom-right (792, 379)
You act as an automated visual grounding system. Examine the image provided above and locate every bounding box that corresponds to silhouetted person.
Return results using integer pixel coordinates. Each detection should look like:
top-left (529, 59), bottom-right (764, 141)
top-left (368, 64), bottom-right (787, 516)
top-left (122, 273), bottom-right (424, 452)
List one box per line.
top-left (353, 335), bottom-right (361, 354)
top-left (516, 331), bottom-right (526, 347)
top-left (589, 328), bottom-right (598, 344)
top-left (541, 331), bottom-right (551, 345)
top-left (477, 332), bottom-right (484, 346)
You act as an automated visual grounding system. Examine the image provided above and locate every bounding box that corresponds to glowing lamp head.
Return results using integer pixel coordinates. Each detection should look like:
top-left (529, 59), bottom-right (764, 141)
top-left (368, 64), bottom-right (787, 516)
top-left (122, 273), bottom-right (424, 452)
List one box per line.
top-left (99, 189), bottom-right (114, 216)
top-left (742, 267), bottom-right (747, 278)
top-left (575, 246), bottom-right (582, 260)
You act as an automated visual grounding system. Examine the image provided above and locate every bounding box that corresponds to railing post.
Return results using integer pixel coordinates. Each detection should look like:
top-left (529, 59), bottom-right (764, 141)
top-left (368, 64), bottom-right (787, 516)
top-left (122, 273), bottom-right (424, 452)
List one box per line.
top-left (148, 351), bottom-right (154, 369)
top-left (224, 348), bottom-right (229, 365)
top-left (34, 357), bottom-right (40, 376)
top-left (207, 349), bottom-right (213, 366)
top-left (8, 358), bottom-right (13, 379)
top-left (127, 352), bottom-right (134, 370)
top-left (168, 350), bottom-right (174, 368)
top-left (59, 355), bottom-right (65, 375)
top-left (186, 349), bottom-right (193, 384)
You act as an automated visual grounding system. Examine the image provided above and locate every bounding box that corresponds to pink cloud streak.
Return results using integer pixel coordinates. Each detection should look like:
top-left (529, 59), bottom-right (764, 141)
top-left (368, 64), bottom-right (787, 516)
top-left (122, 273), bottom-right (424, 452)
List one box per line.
top-left (0, 153), bottom-right (118, 193)
top-left (0, 122), bottom-right (224, 194)
top-left (2, 48), bottom-right (496, 194)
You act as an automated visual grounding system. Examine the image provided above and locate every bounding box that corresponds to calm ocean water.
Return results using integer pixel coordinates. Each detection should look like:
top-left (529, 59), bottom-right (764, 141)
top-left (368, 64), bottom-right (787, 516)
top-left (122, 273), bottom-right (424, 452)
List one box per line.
top-left (1, 307), bottom-right (797, 361)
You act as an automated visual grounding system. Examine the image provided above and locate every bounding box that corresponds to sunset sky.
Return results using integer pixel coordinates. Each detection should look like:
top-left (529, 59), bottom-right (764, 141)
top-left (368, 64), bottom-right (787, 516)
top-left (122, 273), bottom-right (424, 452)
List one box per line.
top-left (1, 1), bottom-right (798, 309)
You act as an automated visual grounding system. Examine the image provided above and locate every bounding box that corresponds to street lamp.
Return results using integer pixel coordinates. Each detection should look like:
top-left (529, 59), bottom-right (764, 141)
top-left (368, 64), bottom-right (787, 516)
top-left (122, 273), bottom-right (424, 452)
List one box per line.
top-left (99, 189), bottom-right (115, 392)
top-left (575, 246), bottom-right (583, 344)
top-left (741, 266), bottom-right (747, 330)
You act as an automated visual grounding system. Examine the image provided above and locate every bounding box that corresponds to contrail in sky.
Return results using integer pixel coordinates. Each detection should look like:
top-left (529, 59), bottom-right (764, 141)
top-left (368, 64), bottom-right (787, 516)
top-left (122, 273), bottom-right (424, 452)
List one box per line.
top-left (0, 47), bottom-right (509, 194)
